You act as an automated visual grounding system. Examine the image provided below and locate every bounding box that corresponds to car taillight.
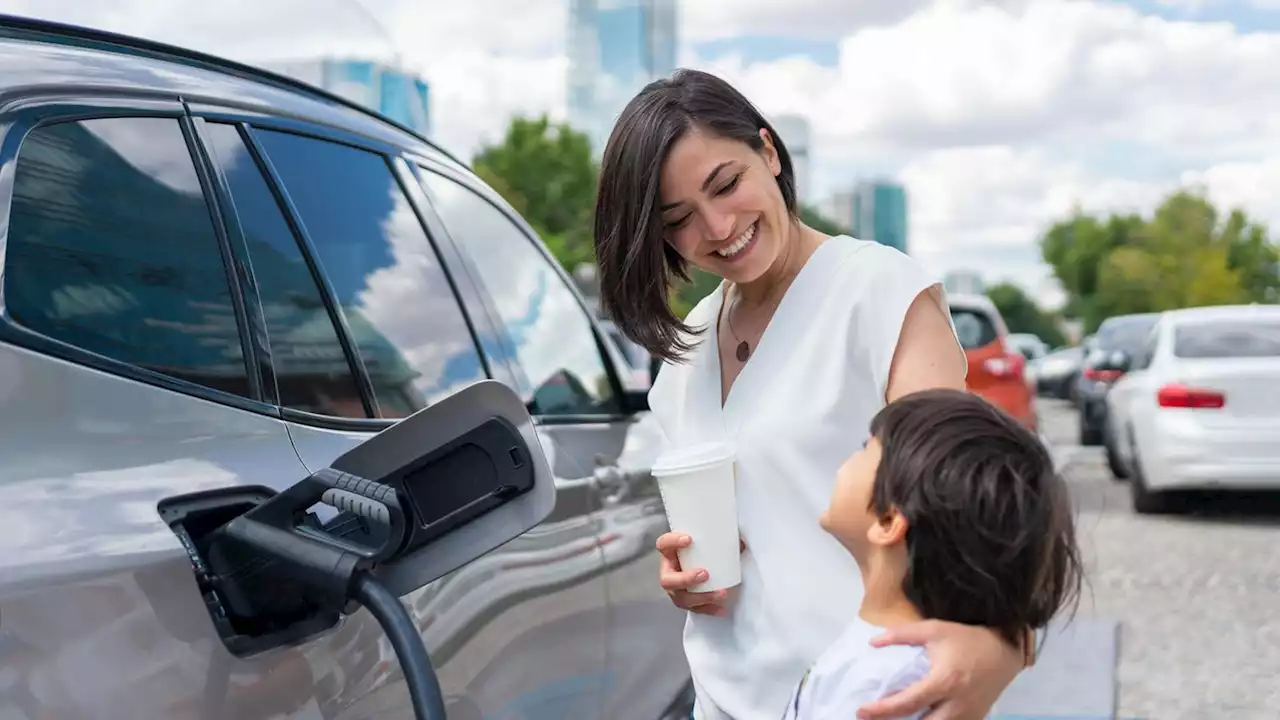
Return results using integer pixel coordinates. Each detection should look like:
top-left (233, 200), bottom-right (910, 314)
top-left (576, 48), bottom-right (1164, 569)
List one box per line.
top-left (983, 351), bottom-right (1025, 378)
top-left (1156, 384), bottom-right (1225, 409)
top-left (1083, 368), bottom-right (1123, 383)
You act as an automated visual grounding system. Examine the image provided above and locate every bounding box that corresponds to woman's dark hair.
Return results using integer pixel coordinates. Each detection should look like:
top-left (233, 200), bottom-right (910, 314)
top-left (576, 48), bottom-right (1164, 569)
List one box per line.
top-left (869, 388), bottom-right (1084, 656)
top-left (593, 68), bottom-right (798, 363)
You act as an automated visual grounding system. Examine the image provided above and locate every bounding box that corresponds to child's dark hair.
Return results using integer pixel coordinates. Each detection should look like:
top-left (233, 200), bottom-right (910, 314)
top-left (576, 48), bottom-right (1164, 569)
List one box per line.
top-left (869, 388), bottom-right (1083, 655)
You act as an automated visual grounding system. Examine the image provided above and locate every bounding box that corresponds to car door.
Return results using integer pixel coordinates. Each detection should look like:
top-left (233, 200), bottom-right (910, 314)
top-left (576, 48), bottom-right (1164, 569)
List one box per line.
top-left (0, 102), bottom-right (332, 719)
top-left (1107, 324), bottom-right (1159, 458)
top-left (413, 165), bottom-right (690, 720)
top-left (194, 114), bottom-right (611, 719)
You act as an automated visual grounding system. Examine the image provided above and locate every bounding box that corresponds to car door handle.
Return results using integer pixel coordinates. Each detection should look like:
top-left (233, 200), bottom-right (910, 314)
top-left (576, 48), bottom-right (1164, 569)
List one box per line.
top-left (592, 456), bottom-right (638, 505)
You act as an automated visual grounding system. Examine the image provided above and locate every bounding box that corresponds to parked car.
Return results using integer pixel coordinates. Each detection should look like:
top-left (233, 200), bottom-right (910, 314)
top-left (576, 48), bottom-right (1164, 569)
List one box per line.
top-left (1034, 345), bottom-right (1086, 400)
top-left (949, 294), bottom-right (1037, 431)
top-left (1104, 304), bottom-right (1280, 513)
top-left (0, 16), bottom-right (689, 720)
top-left (1006, 333), bottom-right (1049, 362)
top-left (1076, 313), bottom-right (1159, 445)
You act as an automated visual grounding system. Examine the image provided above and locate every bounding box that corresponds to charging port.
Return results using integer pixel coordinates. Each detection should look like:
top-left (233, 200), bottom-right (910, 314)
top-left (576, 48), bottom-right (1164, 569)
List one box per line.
top-left (158, 486), bottom-right (369, 656)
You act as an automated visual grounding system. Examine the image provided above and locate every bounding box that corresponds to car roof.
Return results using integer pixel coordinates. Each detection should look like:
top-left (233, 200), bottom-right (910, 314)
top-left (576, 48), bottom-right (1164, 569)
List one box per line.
top-left (1163, 304), bottom-right (1280, 325)
top-left (1098, 312), bottom-right (1160, 328)
top-left (947, 292), bottom-right (1000, 315)
top-left (0, 14), bottom-right (466, 172)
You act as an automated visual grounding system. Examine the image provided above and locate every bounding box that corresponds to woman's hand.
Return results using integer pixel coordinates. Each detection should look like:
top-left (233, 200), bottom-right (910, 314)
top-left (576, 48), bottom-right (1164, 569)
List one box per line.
top-left (856, 620), bottom-right (1022, 720)
top-left (656, 532), bottom-right (744, 617)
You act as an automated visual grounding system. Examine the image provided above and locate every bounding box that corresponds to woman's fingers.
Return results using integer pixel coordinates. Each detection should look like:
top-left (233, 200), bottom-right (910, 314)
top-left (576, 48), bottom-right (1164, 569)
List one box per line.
top-left (656, 531), bottom-right (728, 615)
top-left (655, 532), bottom-right (692, 555)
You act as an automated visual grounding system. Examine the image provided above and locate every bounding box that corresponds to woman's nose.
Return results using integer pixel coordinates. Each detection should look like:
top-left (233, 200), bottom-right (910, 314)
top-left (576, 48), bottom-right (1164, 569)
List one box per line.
top-left (702, 211), bottom-right (736, 244)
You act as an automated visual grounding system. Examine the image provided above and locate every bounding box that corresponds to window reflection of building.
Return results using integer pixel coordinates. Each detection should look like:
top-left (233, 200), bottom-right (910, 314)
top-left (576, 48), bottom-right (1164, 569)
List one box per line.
top-left (5, 118), bottom-right (251, 397)
top-left (254, 129), bottom-right (486, 420)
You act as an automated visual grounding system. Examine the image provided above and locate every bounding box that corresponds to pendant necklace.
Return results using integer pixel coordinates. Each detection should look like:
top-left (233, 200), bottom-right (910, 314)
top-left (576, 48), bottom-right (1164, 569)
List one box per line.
top-left (727, 291), bottom-right (752, 362)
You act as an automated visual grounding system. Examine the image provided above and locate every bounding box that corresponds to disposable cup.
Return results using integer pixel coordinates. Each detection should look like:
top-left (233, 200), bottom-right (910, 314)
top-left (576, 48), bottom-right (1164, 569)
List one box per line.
top-left (651, 441), bottom-right (740, 593)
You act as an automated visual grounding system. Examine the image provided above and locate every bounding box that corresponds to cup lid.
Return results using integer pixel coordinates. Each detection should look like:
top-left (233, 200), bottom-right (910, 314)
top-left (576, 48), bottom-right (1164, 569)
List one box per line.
top-left (651, 441), bottom-right (735, 476)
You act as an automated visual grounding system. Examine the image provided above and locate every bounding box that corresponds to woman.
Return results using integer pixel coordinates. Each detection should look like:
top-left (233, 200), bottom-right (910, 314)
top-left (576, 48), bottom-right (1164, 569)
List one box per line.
top-left (593, 69), bottom-right (1028, 720)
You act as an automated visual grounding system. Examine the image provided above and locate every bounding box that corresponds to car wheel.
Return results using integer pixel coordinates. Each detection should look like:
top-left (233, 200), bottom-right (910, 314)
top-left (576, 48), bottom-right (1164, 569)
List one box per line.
top-left (1104, 432), bottom-right (1128, 480)
top-left (1130, 434), bottom-right (1180, 515)
top-left (1079, 415), bottom-right (1103, 446)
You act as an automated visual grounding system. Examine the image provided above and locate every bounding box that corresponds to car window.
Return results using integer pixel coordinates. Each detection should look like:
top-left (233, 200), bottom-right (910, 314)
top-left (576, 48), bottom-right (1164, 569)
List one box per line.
top-left (1174, 320), bottom-right (1280, 358)
top-left (1095, 316), bottom-right (1158, 354)
top-left (253, 129), bottom-right (486, 419)
top-left (949, 308), bottom-right (999, 350)
top-left (5, 117), bottom-right (251, 397)
top-left (1133, 328), bottom-right (1159, 370)
top-left (203, 122), bottom-right (367, 418)
top-left (419, 170), bottom-right (620, 416)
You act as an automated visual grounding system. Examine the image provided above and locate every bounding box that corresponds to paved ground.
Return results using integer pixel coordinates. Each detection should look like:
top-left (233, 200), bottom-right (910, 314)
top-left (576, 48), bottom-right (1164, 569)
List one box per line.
top-left (1037, 398), bottom-right (1280, 720)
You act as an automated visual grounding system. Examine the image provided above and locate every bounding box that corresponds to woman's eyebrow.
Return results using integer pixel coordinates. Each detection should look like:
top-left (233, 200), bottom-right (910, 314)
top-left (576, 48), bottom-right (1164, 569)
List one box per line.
top-left (660, 161), bottom-right (735, 212)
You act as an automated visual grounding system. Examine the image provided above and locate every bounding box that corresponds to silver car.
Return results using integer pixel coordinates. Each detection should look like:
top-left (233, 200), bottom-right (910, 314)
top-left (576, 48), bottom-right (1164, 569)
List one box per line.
top-left (0, 14), bottom-right (689, 720)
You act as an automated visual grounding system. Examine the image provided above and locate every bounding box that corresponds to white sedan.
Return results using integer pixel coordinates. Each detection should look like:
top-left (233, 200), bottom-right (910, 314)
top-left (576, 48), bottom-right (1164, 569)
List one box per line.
top-left (1105, 304), bottom-right (1280, 514)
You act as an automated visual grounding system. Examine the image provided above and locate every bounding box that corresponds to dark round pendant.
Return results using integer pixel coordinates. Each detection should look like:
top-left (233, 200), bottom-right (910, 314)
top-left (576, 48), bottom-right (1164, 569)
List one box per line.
top-left (735, 341), bottom-right (751, 362)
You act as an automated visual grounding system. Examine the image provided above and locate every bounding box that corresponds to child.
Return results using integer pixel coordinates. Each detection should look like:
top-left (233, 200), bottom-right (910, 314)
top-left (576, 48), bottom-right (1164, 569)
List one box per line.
top-left (782, 388), bottom-right (1083, 719)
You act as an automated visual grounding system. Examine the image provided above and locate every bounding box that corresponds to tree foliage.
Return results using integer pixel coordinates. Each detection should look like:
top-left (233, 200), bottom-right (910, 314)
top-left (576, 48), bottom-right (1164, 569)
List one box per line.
top-left (986, 282), bottom-right (1066, 348)
top-left (472, 115), bottom-right (598, 272)
top-left (1040, 189), bottom-right (1279, 333)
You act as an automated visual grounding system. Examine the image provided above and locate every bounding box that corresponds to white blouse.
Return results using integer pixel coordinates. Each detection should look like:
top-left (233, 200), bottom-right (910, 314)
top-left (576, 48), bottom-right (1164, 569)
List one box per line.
top-left (647, 236), bottom-right (962, 720)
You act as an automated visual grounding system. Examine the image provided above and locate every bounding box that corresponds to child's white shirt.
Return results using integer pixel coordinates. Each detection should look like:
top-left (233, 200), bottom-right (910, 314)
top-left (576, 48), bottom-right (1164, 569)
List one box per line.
top-left (780, 617), bottom-right (931, 720)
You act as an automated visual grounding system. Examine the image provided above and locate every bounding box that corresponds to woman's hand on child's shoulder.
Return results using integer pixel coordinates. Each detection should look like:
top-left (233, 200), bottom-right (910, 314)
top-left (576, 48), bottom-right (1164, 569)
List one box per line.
top-left (855, 620), bottom-right (1020, 720)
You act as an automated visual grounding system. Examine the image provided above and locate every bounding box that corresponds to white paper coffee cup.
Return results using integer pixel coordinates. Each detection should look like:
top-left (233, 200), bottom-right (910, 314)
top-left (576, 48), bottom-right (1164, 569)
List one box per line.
top-left (652, 442), bottom-right (740, 593)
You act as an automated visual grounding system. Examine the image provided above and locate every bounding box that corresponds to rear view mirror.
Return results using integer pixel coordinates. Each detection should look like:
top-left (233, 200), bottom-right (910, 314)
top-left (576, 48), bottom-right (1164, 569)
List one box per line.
top-left (1095, 350), bottom-right (1131, 373)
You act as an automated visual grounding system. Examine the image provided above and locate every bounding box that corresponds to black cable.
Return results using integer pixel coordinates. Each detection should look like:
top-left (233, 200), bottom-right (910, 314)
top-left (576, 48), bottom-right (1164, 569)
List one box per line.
top-left (351, 573), bottom-right (446, 720)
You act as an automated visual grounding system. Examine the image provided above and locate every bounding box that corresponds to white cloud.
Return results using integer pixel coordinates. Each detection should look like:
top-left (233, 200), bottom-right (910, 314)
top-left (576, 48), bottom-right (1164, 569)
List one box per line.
top-left (691, 0), bottom-right (1280, 308)
top-left (6, 0), bottom-right (1279, 316)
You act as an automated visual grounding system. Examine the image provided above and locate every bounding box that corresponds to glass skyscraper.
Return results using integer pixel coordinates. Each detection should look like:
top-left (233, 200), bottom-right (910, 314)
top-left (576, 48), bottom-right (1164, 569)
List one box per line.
top-left (568, 0), bottom-right (678, 154)
top-left (264, 58), bottom-right (431, 137)
top-left (851, 181), bottom-right (909, 255)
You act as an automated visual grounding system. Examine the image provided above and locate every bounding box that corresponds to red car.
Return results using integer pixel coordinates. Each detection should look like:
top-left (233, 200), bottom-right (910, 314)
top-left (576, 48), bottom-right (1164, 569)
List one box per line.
top-left (948, 293), bottom-right (1038, 432)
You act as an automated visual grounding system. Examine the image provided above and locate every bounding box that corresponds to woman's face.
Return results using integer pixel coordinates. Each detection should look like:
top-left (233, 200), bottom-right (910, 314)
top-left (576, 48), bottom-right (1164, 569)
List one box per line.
top-left (658, 127), bottom-right (788, 285)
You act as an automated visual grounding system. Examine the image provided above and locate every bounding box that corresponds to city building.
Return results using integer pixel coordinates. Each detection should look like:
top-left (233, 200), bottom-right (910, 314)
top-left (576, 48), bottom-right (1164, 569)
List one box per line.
top-left (771, 114), bottom-right (811, 204)
top-left (851, 180), bottom-right (908, 254)
top-left (568, 0), bottom-right (678, 154)
top-left (263, 58), bottom-right (431, 136)
top-left (822, 189), bottom-right (856, 232)
top-left (821, 180), bottom-right (909, 252)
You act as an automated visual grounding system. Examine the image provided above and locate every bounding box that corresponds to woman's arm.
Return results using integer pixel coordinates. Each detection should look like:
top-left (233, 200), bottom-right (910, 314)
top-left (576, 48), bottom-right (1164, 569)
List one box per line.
top-left (859, 288), bottom-right (1025, 720)
top-left (883, 287), bottom-right (967, 402)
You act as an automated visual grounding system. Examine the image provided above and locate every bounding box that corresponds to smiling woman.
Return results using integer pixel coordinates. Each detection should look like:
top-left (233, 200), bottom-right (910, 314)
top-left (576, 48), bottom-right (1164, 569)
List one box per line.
top-left (592, 68), bottom-right (1026, 720)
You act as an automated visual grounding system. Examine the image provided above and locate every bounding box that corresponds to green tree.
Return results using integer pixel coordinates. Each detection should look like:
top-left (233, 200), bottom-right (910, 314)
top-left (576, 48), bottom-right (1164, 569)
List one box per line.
top-left (1040, 189), bottom-right (1277, 332)
top-left (472, 115), bottom-right (598, 272)
top-left (986, 283), bottom-right (1066, 348)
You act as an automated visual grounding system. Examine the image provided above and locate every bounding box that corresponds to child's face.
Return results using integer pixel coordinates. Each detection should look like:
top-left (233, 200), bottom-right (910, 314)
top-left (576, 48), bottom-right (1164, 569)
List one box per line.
top-left (819, 436), bottom-right (884, 557)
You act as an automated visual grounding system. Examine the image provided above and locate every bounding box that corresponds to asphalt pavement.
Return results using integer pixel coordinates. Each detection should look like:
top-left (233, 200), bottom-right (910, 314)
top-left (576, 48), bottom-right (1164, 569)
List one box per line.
top-left (1036, 398), bottom-right (1280, 720)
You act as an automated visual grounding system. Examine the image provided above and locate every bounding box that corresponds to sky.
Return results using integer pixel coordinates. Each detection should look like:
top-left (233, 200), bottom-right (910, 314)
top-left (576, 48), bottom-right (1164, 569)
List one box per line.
top-left (6, 0), bottom-right (1280, 309)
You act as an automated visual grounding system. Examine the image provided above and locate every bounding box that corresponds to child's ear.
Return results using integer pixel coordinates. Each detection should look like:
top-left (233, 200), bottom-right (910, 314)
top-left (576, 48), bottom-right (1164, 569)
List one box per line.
top-left (866, 508), bottom-right (909, 547)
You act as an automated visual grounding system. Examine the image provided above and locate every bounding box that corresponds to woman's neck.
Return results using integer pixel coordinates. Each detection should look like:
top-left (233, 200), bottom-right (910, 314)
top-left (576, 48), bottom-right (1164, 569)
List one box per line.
top-left (736, 220), bottom-right (821, 306)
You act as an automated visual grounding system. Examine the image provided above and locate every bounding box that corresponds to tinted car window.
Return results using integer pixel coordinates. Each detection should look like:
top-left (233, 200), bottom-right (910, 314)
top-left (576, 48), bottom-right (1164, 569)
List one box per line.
top-left (1094, 316), bottom-right (1158, 354)
top-left (204, 122), bottom-right (366, 418)
top-left (5, 117), bottom-right (250, 397)
top-left (419, 170), bottom-right (619, 416)
top-left (1174, 320), bottom-right (1280, 358)
top-left (254, 130), bottom-right (485, 419)
top-left (950, 308), bottom-right (999, 350)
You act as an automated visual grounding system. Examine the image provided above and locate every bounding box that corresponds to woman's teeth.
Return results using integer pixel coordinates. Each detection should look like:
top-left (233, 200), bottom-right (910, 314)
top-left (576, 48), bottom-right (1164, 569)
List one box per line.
top-left (717, 223), bottom-right (756, 258)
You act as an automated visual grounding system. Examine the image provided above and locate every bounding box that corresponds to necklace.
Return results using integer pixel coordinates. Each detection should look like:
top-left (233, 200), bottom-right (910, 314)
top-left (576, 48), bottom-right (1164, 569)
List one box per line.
top-left (727, 293), bottom-right (751, 361)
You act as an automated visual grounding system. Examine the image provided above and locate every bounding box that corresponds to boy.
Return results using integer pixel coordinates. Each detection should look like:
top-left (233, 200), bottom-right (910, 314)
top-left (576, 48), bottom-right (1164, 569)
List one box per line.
top-left (782, 388), bottom-right (1083, 719)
